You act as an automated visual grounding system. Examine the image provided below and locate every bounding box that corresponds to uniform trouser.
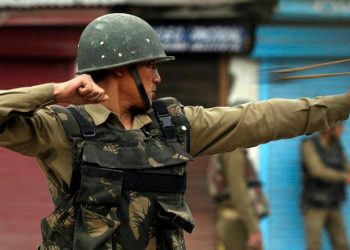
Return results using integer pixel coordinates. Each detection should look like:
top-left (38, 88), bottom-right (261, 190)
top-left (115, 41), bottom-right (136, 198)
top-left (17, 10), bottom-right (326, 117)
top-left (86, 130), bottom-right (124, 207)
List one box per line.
top-left (303, 206), bottom-right (349, 250)
top-left (216, 209), bottom-right (249, 250)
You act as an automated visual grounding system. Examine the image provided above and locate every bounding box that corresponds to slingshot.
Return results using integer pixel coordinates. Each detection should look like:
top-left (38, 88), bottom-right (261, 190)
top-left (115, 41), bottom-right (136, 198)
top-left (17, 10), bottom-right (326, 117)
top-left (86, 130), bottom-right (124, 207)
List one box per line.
top-left (271, 58), bottom-right (350, 81)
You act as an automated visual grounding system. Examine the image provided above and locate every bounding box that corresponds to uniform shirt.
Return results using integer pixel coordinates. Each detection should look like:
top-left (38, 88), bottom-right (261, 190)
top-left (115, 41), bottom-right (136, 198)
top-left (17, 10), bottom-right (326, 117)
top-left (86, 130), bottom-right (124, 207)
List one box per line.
top-left (0, 83), bottom-right (349, 198)
top-left (218, 148), bottom-right (260, 234)
top-left (302, 135), bottom-right (350, 182)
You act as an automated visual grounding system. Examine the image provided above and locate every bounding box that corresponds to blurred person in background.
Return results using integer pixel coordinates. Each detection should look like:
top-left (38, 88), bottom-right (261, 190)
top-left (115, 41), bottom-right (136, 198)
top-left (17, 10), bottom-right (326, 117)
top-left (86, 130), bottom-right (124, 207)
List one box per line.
top-left (208, 100), bottom-right (269, 250)
top-left (301, 122), bottom-right (350, 250)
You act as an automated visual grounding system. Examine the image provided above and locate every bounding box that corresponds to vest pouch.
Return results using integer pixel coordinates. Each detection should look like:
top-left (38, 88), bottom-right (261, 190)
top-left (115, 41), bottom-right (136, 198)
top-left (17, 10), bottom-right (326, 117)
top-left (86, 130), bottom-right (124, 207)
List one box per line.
top-left (76, 165), bottom-right (122, 205)
top-left (73, 205), bottom-right (119, 250)
top-left (39, 195), bottom-right (76, 249)
top-left (156, 195), bottom-right (195, 233)
top-left (82, 140), bottom-right (192, 170)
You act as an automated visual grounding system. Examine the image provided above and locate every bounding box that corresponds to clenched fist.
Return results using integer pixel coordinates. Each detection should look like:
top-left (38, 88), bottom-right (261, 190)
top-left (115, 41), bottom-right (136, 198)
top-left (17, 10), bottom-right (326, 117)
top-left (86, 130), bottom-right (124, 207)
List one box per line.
top-left (53, 74), bottom-right (109, 105)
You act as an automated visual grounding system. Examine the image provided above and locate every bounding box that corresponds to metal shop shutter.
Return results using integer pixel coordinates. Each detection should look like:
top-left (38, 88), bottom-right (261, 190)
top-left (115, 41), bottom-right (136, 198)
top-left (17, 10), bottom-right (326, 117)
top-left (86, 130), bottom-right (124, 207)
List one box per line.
top-left (259, 58), bottom-right (350, 250)
top-left (0, 57), bottom-right (75, 249)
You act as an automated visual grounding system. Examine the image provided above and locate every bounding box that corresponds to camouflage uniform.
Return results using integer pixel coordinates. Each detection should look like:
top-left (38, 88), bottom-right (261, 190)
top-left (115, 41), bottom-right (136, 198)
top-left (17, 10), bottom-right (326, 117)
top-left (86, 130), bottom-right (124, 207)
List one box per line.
top-left (0, 83), bottom-right (349, 249)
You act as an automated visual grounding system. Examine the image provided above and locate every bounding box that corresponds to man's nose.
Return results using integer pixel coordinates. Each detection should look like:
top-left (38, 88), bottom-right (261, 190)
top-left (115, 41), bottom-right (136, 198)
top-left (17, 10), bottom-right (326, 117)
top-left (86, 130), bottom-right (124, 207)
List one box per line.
top-left (154, 69), bottom-right (161, 85)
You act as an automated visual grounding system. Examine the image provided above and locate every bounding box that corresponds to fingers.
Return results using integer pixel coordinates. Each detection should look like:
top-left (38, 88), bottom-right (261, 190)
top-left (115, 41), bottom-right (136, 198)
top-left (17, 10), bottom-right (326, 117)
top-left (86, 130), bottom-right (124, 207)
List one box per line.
top-left (54, 74), bottom-right (109, 104)
top-left (78, 82), bottom-right (108, 103)
top-left (77, 75), bottom-right (109, 103)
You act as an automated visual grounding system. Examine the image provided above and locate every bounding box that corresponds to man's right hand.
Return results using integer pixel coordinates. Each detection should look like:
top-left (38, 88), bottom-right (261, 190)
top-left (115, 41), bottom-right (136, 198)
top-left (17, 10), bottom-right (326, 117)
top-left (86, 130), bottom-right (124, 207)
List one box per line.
top-left (247, 231), bottom-right (262, 250)
top-left (345, 173), bottom-right (350, 184)
top-left (53, 74), bottom-right (109, 105)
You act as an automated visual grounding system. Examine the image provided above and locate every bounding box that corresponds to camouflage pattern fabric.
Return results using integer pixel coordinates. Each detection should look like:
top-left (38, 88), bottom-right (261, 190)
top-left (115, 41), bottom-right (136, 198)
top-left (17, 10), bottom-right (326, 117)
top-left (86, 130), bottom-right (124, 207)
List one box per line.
top-left (39, 98), bottom-right (194, 250)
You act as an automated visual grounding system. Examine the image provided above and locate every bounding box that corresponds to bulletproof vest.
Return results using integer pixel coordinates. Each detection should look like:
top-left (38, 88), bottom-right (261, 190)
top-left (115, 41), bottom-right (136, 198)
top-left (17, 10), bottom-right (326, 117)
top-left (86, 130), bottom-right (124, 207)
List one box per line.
top-left (302, 136), bottom-right (346, 208)
top-left (39, 97), bottom-right (194, 250)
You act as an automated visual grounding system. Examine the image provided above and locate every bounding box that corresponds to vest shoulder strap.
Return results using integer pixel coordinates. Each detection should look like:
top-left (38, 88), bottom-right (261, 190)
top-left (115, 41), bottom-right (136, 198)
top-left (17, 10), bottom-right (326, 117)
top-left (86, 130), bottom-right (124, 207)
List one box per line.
top-left (51, 105), bottom-right (96, 194)
top-left (50, 105), bottom-right (81, 139)
top-left (50, 105), bottom-right (96, 139)
top-left (152, 99), bottom-right (175, 140)
top-left (67, 106), bottom-right (96, 138)
top-left (152, 97), bottom-right (191, 152)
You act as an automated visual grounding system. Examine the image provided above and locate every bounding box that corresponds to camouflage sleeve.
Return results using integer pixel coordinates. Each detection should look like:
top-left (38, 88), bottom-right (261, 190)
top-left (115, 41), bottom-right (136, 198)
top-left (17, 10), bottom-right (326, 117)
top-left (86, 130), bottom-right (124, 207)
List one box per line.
top-left (184, 94), bottom-right (350, 157)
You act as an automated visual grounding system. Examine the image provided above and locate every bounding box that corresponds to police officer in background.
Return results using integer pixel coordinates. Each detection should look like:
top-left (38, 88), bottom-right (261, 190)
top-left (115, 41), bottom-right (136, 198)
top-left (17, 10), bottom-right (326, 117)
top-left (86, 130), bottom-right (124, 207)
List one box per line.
top-left (210, 147), bottom-right (268, 250)
top-left (208, 99), bottom-right (269, 250)
top-left (301, 122), bottom-right (350, 250)
top-left (0, 13), bottom-right (350, 250)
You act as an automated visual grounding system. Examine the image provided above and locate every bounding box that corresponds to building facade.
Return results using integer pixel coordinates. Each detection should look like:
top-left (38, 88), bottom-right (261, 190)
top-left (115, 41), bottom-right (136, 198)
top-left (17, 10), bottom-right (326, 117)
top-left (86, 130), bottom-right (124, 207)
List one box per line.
top-left (0, 1), bottom-right (274, 249)
top-left (252, 0), bottom-right (350, 249)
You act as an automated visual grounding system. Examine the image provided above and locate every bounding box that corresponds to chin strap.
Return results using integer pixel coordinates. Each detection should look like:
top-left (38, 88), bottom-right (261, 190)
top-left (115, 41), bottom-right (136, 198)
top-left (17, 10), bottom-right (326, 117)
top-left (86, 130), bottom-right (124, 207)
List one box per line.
top-left (127, 65), bottom-right (151, 111)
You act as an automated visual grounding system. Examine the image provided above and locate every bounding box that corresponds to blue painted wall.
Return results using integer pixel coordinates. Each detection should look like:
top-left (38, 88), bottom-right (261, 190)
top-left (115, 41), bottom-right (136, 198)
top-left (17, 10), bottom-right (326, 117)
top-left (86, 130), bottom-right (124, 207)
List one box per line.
top-left (275, 0), bottom-right (350, 20)
top-left (253, 25), bottom-right (350, 59)
top-left (260, 59), bottom-right (350, 250)
top-left (252, 25), bottom-right (350, 249)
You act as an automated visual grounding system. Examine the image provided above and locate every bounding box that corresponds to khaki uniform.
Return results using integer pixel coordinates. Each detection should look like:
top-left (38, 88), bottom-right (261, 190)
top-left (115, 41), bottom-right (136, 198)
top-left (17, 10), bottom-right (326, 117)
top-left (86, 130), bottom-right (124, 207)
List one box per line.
top-left (0, 83), bottom-right (349, 249)
top-left (301, 135), bottom-right (350, 250)
top-left (215, 149), bottom-right (260, 250)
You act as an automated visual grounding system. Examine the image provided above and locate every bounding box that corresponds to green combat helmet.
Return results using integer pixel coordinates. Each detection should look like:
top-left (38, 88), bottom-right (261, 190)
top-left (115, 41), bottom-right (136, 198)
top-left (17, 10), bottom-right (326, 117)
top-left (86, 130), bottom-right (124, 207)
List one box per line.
top-left (76, 13), bottom-right (174, 110)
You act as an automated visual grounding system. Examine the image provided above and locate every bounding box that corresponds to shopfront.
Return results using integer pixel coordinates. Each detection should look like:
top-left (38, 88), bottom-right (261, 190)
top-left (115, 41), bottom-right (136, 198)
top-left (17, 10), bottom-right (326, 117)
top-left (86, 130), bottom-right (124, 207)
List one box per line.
top-left (252, 0), bottom-right (350, 249)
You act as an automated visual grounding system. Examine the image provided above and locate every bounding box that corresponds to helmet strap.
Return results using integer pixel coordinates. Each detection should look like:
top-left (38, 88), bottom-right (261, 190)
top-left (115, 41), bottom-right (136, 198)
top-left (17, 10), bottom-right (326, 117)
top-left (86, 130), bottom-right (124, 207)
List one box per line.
top-left (127, 65), bottom-right (151, 111)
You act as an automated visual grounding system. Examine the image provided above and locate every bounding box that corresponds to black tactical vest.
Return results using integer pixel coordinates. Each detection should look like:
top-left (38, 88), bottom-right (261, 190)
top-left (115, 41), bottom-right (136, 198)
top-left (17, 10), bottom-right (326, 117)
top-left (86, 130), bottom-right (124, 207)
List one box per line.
top-left (39, 97), bottom-right (194, 250)
top-left (302, 136), bottom-right (346, 208)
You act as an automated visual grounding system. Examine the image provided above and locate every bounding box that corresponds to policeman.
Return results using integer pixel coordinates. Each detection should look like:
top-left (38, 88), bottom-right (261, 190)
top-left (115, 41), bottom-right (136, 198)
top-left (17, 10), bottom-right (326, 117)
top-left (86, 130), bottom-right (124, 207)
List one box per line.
top-left (301, 122), bottom-right (350, 250)
top-left (0, 13), bottom-right (349, 250)
top-left (212, 147), bottom-right (266, 250)
top-left (208, 99), bottom-right (268, 250)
